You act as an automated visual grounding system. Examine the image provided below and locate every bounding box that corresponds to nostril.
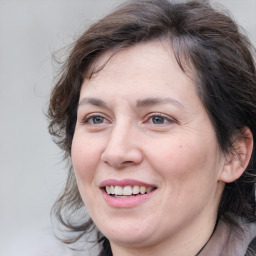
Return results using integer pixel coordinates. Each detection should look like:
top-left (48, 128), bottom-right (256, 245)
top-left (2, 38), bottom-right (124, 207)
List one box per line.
top-left (101, 146), bottom-right (143, 168)
top-left (123, 161), bottom-right (134, 165)
top-left (102, 160), bottom-right (135, 169)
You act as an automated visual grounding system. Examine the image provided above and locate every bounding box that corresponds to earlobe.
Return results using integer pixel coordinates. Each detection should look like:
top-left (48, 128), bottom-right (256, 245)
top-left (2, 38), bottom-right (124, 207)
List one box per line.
top-left (219, 127), bottom-right (253, 183)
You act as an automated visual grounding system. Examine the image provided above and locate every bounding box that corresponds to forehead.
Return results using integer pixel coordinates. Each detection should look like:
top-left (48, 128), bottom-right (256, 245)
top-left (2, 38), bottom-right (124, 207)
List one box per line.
top-left (78, 41), bottom-right (204, 120)
top-left (82, 40), bottom-right (196, 94)
top-left (84, 39), bottom-right (196, 81)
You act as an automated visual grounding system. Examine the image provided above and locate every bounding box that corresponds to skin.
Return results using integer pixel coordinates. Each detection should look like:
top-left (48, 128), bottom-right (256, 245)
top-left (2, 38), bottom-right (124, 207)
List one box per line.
top-left (71, 40), bottom-right (234, 255)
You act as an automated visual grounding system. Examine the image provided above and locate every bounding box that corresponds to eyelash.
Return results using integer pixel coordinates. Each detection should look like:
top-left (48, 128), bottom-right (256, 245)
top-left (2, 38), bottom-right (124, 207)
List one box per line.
top-left (81, 113), bottom-right (175, 127)
top-left (145, 113), bottom-right (175, 126)
top-left (81, 113), bottom-right (109, 125)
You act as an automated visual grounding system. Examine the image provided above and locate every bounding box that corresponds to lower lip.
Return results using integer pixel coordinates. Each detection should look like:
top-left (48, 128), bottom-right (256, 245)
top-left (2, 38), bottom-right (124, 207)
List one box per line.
top-left (102, 189), bottom-right (156, 208)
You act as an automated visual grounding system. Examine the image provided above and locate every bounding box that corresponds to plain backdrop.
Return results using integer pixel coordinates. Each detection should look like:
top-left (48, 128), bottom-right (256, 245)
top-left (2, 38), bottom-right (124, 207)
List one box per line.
top-left (1, 0), bottom-right (255, 255)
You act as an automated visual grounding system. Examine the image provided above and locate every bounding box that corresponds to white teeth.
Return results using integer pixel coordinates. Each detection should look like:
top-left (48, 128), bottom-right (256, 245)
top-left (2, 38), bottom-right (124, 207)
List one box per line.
top-left (110, 185), bottom-right (115, 194)
top-left (139, 186), bottom-right (146, 194)
top-left (123, 186), bottom-right (133, 196)
top-left (133, 185), bottom-right (140, 195)
top-left (105, 185), bottom-right (154, 196)
top-left (106, 186), bottom-right (111, 194)
top-left (115, 186), bottom-right (123, 195)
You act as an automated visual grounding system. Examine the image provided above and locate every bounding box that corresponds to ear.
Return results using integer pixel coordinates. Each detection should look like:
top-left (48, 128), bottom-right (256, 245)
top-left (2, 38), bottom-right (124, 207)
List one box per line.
top-left (219, 127), bottom-right (253, 183)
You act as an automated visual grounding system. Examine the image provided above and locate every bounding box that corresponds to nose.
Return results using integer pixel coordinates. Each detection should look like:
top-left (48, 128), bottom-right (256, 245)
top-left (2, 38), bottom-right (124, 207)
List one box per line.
top-left (101, 123), bottom-right (143, 169)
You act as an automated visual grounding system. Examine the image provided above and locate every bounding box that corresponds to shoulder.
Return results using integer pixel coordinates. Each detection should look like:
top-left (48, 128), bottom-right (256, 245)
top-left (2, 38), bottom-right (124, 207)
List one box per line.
top-left (223, 217), bottom-right (256, 256)
top-left (245, 236), bottom-right (256, 256)
top-left (199, 217), bottom-right (256, 256)
top-left (243, 218), bottom-right (256, 256)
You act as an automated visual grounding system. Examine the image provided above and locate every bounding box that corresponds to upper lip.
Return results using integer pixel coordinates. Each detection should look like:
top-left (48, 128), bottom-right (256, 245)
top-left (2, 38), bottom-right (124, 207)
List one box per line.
top-left (99, 179), bottom-right (157, 188)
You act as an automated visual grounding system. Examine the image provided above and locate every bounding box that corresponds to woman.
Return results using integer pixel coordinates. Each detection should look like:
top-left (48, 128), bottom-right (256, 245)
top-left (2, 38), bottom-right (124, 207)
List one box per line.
top-left (48, 0), bottom-right (256, 255)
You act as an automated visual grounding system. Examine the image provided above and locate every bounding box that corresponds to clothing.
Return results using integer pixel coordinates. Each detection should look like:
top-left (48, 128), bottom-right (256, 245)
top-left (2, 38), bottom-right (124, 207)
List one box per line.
top-left (199, 217), bottom-right (256, 256)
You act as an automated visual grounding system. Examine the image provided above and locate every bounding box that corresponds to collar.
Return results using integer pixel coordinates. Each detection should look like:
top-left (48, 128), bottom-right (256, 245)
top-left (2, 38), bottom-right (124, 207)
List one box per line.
top-left (199, 216), bottom-right (256, 256)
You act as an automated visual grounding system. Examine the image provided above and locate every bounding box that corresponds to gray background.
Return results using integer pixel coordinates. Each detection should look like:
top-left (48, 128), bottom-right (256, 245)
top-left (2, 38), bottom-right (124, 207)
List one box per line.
top-left (1, 0), bottom-right (255, 254)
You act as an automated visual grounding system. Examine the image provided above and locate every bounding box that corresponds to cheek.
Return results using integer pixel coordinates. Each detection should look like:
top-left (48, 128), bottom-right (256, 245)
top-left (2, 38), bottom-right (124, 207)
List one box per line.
top-left (150, 136), bottom-right (220, 185)
top-left (151, 137), bottom-right (223, 218)
top-left (71, 135), bottom-right (103, 213)
top-left (71, 135), bottom-right (100, 184)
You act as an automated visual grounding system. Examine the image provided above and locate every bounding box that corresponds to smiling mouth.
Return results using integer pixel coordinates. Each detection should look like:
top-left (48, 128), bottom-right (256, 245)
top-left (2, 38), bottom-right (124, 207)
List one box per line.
top-left (104, 185), bottom-right (157, 198)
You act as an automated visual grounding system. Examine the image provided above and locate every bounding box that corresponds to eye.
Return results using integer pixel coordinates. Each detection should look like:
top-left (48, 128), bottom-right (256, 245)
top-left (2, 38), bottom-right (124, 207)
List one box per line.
top-left (82, 114), bottom-right (108, 125)
top-left (148, 114), bottom-right (173, 125)
top-left (150, 115), bottom-right (167, 124)
top-left (90, 116), bottom-right (105, 124)
top-left (144, 113), bottom-right (176, 129)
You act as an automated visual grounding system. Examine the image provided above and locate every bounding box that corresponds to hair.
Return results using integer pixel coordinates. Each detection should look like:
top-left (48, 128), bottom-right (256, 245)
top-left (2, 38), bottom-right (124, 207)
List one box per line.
top-left (48, 0), bottom-right (256, 255)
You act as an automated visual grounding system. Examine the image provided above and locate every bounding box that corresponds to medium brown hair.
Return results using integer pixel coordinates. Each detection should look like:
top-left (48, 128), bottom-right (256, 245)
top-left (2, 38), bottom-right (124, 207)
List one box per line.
top-left (48, 0), bottom-right (256, 254)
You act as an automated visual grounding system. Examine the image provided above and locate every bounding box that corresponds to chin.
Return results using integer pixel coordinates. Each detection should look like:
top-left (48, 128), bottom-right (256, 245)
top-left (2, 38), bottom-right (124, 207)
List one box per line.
top-left (97, 218), bottom-right (156, 247)
top-left (106, 230), bottom-right (154, 248)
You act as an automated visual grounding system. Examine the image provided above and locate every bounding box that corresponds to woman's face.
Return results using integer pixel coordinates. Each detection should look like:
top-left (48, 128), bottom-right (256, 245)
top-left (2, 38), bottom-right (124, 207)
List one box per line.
top-left (72, 41), bottom-right (226, 252)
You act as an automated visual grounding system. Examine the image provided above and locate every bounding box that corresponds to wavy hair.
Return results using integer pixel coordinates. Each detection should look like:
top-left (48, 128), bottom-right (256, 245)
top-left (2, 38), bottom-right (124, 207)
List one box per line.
top-left (48, 0), bottom-right (256, 255)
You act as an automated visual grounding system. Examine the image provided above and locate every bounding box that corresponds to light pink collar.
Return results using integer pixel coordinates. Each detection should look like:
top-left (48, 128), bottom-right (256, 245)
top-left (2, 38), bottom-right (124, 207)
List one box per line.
top-left (199, 217), bottom-right (256, 256)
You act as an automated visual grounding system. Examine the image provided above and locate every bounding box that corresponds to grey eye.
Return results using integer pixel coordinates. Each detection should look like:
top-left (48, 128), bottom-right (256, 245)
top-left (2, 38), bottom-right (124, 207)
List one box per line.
top-left (151, 116), bottom-right (165, 124)
top-left (92, 116), bottom-right (105, 124)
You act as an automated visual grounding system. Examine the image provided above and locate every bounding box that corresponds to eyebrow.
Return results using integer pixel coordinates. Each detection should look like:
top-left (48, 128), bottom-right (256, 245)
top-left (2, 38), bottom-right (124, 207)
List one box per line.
top-left (78, 97), bottom-right (184, 109)
top-left (136, 97), bottom-right (184, 109)
top-left (78, 97), bottom-right (109, 109)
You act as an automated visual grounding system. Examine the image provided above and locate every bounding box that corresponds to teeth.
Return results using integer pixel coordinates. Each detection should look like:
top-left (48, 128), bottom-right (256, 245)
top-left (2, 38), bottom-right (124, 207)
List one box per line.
top-left (140, 186), bottom-right (146, 194)
top-left (146, 187), bottom-right (153, 193)
top-left (123, 186), bottom-right (133, 196)
top-left (133, 185), bottom-right (140, 195)
top-left (106, 186), bottom-right (111, 194)
top-left (115, 186), bottom-right (122, 195)
top-left (105, 185), bottom-right (154, 196)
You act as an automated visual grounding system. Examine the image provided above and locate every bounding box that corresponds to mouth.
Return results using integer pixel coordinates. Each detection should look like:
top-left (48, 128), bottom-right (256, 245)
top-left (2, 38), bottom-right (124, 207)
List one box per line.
top-left (103, 185), bottom-right (157, 198)
top-left (100, 179), bottom-right (157, 208)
